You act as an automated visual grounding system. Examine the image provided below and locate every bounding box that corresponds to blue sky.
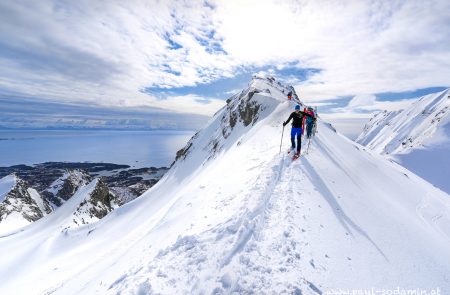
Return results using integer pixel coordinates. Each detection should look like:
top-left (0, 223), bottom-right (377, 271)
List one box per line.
top-left (0, 0), bottom-right (449, 135)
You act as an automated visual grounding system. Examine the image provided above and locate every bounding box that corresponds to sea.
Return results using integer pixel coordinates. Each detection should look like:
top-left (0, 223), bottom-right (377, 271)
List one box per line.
top-left (0, 130), bottom-right (195, 168)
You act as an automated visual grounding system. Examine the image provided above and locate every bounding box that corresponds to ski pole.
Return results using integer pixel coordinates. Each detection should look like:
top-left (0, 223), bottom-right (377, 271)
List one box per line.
top-left (279, 125), bottom-right (285, 154)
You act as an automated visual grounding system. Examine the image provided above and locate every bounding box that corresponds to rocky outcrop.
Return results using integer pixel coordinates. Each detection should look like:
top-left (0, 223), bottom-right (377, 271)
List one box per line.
top-left (0, 174), bottom-right (51, 232)
top-left (43, 170), bottom-right (92, 208)
top-left (0, 163), bottom-right (168, 208)
top-left (174, 76), bottom-right (296, 165)
top-left (71, 179), bottom-right (122, 226)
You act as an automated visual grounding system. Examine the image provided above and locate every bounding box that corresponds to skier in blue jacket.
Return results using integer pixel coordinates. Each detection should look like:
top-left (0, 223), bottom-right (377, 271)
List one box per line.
top-left (283, 105), bottom-right (315, 156)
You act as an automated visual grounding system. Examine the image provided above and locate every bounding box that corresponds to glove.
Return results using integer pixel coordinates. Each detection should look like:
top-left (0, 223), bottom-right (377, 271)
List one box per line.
top-left (283, 121), bottom-right (287, 127)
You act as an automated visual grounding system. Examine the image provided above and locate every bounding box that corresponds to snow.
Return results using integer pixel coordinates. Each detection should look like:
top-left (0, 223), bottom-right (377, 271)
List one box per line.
top-left (27, 188), bottom-right (47, 215)
top-left (0, 211), bottom-right (30, 235)
top-left (0, 77), bottom-right (449, 294)
top-left (356, 88), bottom-right (450, 193)
top-left (0, 174), bottom-right (16, 203)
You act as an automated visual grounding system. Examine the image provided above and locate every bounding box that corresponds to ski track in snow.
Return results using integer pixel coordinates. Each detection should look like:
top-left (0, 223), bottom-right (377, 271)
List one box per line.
top-left (107, 143), bottom-right (327, 294)
top-left (106, 126), bottom-right (368, 294)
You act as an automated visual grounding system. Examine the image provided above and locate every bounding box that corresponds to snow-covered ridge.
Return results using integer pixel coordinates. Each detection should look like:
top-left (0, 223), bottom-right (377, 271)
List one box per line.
top-left (174, 75), bottom-right (301, 167)
top-left (0, 77), bottom-right (449, 294)
top-left (356, 88), bottom-right (450, 154)
top-left (356, 88), bottom-right (450, 193)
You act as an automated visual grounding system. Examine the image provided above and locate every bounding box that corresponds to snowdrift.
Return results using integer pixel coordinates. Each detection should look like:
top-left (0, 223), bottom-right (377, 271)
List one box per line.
top-left (0, 77), bottom-right (449, 294)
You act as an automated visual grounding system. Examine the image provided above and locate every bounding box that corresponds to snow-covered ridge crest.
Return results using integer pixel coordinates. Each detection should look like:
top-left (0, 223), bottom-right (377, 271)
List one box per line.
top-left (174, 76), bottom-right (299, 166)
top-left (356, 88), bottom-right (450, 154)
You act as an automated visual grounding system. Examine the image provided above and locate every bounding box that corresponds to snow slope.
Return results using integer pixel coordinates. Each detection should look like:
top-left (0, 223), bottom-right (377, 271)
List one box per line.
top-left (356, 88), bottom-right (450, 193)
top-left (0, 174), bottom-right (16, 203)
top-left (0, 77), bottom-right (449, 294)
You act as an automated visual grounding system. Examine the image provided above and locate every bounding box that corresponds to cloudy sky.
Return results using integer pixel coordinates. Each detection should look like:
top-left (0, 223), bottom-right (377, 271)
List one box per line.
top-left (1, 0), bottom-right (449, 136)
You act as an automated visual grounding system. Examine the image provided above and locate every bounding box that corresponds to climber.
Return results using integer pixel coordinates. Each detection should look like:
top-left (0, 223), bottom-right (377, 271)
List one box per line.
top-left (283, 105), bottom-right (315, 157)
top-left (287, 91), bottom-right (292, 100)
top-left (305, 107), bottom-right (316, 139)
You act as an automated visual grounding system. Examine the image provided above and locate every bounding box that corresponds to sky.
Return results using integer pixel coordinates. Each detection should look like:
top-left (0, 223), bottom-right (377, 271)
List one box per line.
top-left (0, 0), bottom-right (449, 136)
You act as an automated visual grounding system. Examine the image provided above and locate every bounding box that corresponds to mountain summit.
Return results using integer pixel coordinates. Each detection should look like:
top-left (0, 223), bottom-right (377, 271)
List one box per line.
top-left (0, 77), bottom-right (449, 294)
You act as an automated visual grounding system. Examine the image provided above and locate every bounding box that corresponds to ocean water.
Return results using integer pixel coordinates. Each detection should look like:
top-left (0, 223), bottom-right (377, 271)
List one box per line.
top-left (0, 130), bottom-right (194, 168)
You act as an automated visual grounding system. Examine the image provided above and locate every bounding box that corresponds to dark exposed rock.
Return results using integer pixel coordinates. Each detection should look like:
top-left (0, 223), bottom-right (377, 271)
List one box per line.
top-left (229, 110), bottom-right (238, 129)
top-left (42, 170), bottom-right (91, 208)
top-left (72, 179), bottom-right (123, 226)
top-left (0, 162), bottom-right (169, 209)
top-left (174, 131), bottom-right (200, 163)
top-left (175, 142), bottom-right (192, 162)
top-left (0, 175), bottom-right (51, 225)
top-left (0, 162), bottom-right (129, 192)
top-left (238, 98), bottom-right (261, 127)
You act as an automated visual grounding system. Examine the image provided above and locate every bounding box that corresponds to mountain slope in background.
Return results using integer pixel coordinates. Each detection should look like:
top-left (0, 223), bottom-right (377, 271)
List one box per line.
top-left (356, 88), bottom-right (450, 193)
top-left (0, 77), bottom-right (449, 294)
top-left (0, 170), bottom-right (122, 233)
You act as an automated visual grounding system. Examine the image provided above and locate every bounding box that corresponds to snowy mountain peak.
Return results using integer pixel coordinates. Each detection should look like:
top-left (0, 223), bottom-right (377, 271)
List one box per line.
top-left (175, 76), bottom-right (300, 166)
top-left (356, 88), bottom-right (450, 154)
top-left (248, 75), bottom-right (301, 103)
top-left (69, 178), bottom-right (122, 227)
top-left (43, 169), bottom-right (92, 208)
top-left (0, 174), bottom-right (51, 234)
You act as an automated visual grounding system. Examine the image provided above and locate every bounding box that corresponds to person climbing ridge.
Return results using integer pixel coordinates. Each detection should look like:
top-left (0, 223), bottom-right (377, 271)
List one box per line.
top-left (305, 106), bottom-right (317, 154)
top-left (283, 105), bottom-right (315, 159)
top-left (305, 107), bottom-right (316, 139)
top-left (287, 91), bottom-right (292, 100)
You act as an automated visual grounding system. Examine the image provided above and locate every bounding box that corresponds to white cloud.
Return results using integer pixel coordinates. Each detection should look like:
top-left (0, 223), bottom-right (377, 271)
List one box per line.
top-left (340, 94), bottom-right (419, 113)
top-left (154, 94), bottom-right (226, 116)
top-left (347, 94), bottom-right (377, 109)
top-left (0, 0), bottom-right (449, 116)
top-left (320, 113), bottom-right (371, 140)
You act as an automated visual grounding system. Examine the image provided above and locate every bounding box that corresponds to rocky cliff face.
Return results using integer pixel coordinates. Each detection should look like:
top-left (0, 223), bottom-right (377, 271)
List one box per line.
top-left (0, 174), bottom-right (51, 232)
top-left (175, 76), bottom-right (298, 164)
top-left (0, 163), bottom-right (168, 233)
top-left (70, 179), bottom-right (123, 226)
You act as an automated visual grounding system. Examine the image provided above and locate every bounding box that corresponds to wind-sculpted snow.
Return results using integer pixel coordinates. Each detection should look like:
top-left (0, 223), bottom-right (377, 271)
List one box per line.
top-left (0, 77), bottom-right (449, 294)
